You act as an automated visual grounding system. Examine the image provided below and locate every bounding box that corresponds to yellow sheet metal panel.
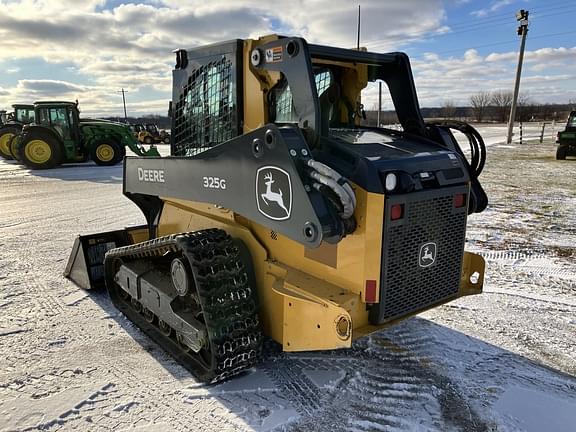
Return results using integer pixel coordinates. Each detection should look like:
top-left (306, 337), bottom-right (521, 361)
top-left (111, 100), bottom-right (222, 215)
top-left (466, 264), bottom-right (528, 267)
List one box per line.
top-left (127, 227), bottom-right (149, 244)
top-left (271, 267), bottom-right (358, 351)
top-left (459, 251), bottom-right (485, 296)
top-left (243, 36), bottom-right (281, 134)
top-left (248, 185), bottom-right (384, 302)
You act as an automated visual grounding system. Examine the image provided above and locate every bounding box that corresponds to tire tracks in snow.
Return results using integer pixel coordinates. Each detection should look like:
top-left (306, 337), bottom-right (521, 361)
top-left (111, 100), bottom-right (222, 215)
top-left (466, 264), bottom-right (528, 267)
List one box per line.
top-left (283, 325), bottom-right (492, 432)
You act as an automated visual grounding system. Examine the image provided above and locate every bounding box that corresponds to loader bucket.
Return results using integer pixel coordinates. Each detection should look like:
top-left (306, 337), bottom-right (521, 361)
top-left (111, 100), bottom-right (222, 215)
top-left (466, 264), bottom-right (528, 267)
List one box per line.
top-left (64, 225), bottom-right (149, 290)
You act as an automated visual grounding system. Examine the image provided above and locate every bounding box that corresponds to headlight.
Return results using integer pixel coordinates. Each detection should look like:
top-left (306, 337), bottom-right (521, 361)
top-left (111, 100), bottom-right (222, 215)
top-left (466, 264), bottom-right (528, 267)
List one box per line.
top-left (385, 173), bottom-right (397, 192)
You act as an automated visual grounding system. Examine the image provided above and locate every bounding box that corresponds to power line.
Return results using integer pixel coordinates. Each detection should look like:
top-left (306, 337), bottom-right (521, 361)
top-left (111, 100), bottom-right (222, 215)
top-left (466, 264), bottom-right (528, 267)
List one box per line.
top-left (362, 4), bottom-right (576, 50)
top-left (408, 29), bottom-right (576, 61)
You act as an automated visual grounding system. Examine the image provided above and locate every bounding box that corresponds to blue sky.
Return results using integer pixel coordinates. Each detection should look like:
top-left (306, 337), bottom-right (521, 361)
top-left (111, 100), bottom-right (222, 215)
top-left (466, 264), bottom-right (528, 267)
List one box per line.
top-left (398, 1), bottom-right (575, 60)
top-left (0, 0), bottom-right (574, 116)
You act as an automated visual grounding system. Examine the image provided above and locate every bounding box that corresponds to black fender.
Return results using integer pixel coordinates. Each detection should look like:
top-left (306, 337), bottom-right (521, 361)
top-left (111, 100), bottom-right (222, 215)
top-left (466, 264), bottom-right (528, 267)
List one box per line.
top-left (21, 125), bottom-right (65, 151)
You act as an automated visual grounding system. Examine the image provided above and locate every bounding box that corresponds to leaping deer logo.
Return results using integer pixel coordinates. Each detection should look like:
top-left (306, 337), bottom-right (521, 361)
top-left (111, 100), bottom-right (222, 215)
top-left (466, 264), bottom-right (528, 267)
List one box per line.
top-left (422, 246), bottom-right (434, 263)
top-left (419, 242), bottom-right (437, 268)
top-left (256, 166), bottom-right (292, 220)
top-left (261, 172), bottom-right (289, 216)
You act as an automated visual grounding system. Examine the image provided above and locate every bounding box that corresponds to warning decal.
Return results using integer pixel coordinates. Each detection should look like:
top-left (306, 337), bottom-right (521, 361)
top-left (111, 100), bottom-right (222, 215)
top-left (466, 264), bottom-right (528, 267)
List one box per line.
top-left (265, 46), bottom-right (283, 63)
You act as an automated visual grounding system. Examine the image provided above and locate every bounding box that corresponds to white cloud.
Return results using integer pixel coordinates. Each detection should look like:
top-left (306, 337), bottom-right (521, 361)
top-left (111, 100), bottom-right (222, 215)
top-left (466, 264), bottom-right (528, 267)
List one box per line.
top-left (471, 0), bottom-right (517, 18)
top-left (0, 0), bottom-right (449, 114)
top-left (404, 46), bottom-right (576, 106)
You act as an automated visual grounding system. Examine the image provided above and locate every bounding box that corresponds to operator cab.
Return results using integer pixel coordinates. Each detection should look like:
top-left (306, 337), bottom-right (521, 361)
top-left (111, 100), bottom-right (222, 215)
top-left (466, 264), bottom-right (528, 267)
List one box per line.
top-left (33, 101), bottom-right (80, 140)
top-left (12, 104), bottom-right (35, 124)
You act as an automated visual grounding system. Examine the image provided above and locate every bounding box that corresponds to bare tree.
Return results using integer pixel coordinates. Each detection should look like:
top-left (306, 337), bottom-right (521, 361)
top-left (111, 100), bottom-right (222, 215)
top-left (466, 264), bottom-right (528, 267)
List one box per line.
top-left (490, 90), bottom-right (513, 123)
top-left (441, 100), bottom-right (457, 119)
top-left (516, 94), bottom-right (532, 122)
top-left (469, 91), bottom-right (491, 122)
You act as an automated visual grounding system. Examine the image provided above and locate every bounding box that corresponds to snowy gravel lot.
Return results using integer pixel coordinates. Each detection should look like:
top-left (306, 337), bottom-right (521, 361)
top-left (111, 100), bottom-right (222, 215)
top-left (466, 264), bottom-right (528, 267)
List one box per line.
top-left (0, 129), bottom-right (575, 432)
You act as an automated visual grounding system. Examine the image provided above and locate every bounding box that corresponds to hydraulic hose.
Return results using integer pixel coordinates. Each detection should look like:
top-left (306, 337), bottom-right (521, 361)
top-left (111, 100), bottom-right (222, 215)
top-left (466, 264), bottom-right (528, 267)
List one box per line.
top-left (307, 160), bottom-right (356, 208)
top-left (306, 159), bottom-right (356, 220)
top-left (427, 120), bottom-right (488, 214)
top-left (427, 120), bottom-right (486, 178)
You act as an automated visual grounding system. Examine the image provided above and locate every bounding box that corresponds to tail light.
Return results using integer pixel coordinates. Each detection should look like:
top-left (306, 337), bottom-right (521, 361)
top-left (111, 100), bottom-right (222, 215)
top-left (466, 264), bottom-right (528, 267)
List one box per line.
top-left (454, 193), bottom-right (466, 208)
top-left (365, 280), bottom-right (377, 303)
top-left (390, 203), bottom-right (404, 220)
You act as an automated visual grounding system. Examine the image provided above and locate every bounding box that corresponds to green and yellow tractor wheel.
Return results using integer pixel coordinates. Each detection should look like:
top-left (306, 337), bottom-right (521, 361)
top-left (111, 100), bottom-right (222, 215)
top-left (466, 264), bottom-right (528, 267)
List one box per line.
top-left (96, 143), bottom-right (115, 162)
top-left (25, 139), bottom-right (52, 165)
top-left (18, 131), bottom-right (63, 170)
top-left (91, 141), bottom-right (125, 166)
top-left (0, 130), bottom-right (16, 160)
top-left (9, 135), bottom-right (22, 161)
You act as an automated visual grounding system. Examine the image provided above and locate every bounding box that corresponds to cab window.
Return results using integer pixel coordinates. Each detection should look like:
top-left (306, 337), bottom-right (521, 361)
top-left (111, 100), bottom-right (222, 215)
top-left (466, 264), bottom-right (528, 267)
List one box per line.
top-left (272, 69), bottom-right (333, 123)
top-left (15, 109), bottom-right (34, 123)
top-left (49, 107), bottom-right (71, 139)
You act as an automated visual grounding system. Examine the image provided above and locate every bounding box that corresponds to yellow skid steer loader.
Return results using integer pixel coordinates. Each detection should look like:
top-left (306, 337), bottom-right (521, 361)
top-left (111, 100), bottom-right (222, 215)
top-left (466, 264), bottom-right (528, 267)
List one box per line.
top-left (66, 35), bottom-right (488, 383)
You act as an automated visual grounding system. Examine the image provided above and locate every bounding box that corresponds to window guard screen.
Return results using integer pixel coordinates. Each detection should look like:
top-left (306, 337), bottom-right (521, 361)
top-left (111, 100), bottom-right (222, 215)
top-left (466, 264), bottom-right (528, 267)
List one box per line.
top-left (172, 54), bottom-right (239, 157)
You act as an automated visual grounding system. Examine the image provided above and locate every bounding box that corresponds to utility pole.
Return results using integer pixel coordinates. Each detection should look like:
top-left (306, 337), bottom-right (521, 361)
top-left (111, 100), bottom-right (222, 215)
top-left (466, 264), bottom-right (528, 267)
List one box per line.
top-left (377, 81), bottom-right (382, 127)
top-left (356, 4), bottom-right (361, 50)
top-left (118, 88), bottom-right (128, 123)
top-left (506, 9), bottom-right (529, 144)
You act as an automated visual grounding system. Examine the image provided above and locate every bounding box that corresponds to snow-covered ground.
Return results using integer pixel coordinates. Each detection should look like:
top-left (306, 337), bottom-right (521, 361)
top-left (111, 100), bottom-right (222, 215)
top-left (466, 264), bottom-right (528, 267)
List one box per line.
top-left (0, 131), bottom-right (574, 432)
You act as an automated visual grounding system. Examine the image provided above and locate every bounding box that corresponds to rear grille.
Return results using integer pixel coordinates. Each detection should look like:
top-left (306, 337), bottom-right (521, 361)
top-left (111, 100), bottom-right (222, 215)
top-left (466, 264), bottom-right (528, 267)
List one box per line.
top-left (377, 188), bottom-right (467, 322)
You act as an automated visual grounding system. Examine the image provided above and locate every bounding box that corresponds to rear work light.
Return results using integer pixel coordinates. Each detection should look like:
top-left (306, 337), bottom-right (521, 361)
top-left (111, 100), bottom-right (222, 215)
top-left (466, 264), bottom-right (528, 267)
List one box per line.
top-left (390, 203), bottom-right (404, 220)
top-left (454, 193), bottom-right (467, 208)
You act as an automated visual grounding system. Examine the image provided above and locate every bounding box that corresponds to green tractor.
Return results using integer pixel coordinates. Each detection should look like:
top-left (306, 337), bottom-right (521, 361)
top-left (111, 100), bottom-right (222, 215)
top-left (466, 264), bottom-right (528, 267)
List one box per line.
top-left (14, 101), bottom-right (160, 169)
top-left (0, 104), bottom-right (35, 160)
top-left (556, 111), bottom-right (576, 160)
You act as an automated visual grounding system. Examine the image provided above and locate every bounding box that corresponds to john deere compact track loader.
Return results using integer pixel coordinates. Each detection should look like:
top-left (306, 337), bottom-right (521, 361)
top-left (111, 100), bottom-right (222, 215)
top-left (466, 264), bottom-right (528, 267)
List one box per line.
top-left (66, 35), bottom-right (488, 383)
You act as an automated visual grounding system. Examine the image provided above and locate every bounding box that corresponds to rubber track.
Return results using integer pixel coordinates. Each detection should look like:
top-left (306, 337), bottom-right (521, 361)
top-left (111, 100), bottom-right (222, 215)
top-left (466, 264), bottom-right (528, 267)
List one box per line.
top-left (104, 229), bottom-right (263, 384)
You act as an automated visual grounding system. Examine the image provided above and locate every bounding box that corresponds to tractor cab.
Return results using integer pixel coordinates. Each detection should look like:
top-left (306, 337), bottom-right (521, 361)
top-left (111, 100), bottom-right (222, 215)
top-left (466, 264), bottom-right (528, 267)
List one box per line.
top-left (0, 104), bottom-right (35, 159)
top-left (33, 101), bottom-right (80, 143)
top-left (13, 104), bottom-right (36, 125)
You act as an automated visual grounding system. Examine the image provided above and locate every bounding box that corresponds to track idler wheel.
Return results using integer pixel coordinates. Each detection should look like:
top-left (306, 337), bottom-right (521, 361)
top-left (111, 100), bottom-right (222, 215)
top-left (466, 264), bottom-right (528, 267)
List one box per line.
top-left (158, 320), bottom-right (172, 337)
top-left (143, 307), bottom-right (155, 323)
top-left (171, 258), bottom-right (190, 296)
top-left (131, 298), bottom-right (143, 313)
